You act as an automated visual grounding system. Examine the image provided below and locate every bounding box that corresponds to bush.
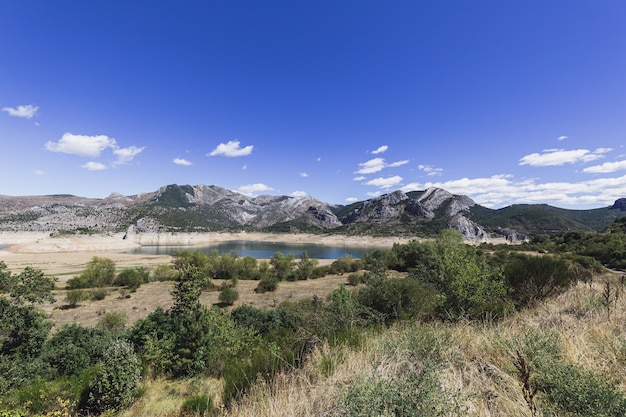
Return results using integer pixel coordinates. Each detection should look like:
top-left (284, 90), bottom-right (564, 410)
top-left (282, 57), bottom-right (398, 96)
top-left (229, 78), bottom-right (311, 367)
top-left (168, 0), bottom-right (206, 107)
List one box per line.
top-left (181, 394), bottom-right (215, 416)
top-left (255, 275), bottom-right (278, 293)
top-left (115, 267), bottom-right (149, 290)
top-left (89, 288), bottom-right (109, 300)
top-left (504, 254), bottom-right (581, 306)
top-left (219, 285), bottom-right (239, 306)
top-left (537, 362), bottom-right (626, 416)
top-left (65, 289), bottom-right (90, 307)
top-left (152, 264), bottom-right (178, 281)
top-left (86, 339), bottom-right (141, 414)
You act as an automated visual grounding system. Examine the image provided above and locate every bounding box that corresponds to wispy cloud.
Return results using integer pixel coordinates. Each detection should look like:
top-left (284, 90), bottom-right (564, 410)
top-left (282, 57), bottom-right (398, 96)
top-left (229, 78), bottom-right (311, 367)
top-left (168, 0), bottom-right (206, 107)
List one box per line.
top-left (113, 146), bottom-right (145, 165)
top-left (300, 172), bottom-right (309, 177)
top-left (291, 191), bottom-right (307, 197)
top-left (2, 104), bottom-right (38, 119)
top-left (82, 161), bottom-right (108, 171)
top-left (418, 164), bottom-right (444, 176)
top-left (353, 176), bottom-right (366, 181)
top-left (209, 140), bottom-right (253, 157)
top-left (371, 145), bottom-right (388, 155)
top-left (345, 197), bottom-right (358, 203)
top-left (237, 183), bottom-right (273, 196)
top-left (355, 158), bottom-right (409, 174)
top-left (46, 133), bottom-right (117, 157)
top-left (33, 169), bottom-right (46, 176)
top-left (173, 158), bottom-right (193, 166)
top-left (583, 159), bottom-right (626, 174)
top-left (558, 135), bottom-right (568, 141)
top-left (519, 148), bottom-right (612, 167)
top-left (365, 175), bottom-right (403, 189)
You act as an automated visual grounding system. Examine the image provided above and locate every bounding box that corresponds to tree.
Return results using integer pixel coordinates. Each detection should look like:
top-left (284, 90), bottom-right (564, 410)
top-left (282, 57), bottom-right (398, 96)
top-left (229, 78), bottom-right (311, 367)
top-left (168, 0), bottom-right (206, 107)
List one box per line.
top-left (296, 250), bottom-right (319, 280)
top-left (86, 339), bottom-right (141, 414)
top-left (67, 256), bottom-right (116, 288)
top-left (270, 252), bottom-right (295, 281)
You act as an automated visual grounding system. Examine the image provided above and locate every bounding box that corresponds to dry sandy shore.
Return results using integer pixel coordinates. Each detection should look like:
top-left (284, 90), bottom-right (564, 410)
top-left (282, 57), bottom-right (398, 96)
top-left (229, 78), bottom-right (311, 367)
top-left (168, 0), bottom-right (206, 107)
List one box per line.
top-left (0, 231), bottom-right (411, 279)
top-left (0, 231), bottom-right (412, 328)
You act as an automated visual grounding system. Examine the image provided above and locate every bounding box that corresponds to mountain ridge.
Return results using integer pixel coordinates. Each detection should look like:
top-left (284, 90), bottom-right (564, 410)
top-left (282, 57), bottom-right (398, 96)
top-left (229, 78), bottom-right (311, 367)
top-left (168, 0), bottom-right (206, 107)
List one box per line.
top-left (0, 184), bottom-right (624, 240)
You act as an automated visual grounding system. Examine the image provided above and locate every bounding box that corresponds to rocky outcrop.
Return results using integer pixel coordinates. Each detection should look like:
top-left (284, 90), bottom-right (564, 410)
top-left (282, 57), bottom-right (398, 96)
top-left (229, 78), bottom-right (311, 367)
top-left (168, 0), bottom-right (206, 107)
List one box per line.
top-left (448, 214), bottom-right (488, 241)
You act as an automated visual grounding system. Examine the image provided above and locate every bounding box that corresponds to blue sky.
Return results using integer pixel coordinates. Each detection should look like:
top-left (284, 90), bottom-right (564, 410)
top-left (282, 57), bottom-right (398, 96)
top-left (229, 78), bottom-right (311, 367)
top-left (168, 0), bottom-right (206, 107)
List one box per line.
top-left (1, 1), bottom-right (625, 209)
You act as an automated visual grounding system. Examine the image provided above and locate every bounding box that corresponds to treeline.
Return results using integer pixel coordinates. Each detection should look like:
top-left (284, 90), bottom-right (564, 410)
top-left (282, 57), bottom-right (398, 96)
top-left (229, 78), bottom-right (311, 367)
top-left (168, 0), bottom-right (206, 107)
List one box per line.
top-left (0, 229), bottom-right (611, 416)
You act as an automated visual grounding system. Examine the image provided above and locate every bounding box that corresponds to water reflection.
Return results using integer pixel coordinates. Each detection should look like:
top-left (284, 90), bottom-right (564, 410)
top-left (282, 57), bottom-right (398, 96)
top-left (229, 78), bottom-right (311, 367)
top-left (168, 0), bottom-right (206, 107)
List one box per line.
top-left (128, 240), bottom-right (370, 259)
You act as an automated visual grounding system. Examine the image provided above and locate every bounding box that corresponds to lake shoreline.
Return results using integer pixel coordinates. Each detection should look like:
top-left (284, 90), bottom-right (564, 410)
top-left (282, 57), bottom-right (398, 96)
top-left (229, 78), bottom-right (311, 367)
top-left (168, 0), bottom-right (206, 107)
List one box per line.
top-left (0, 231), bottom-right (413, 278)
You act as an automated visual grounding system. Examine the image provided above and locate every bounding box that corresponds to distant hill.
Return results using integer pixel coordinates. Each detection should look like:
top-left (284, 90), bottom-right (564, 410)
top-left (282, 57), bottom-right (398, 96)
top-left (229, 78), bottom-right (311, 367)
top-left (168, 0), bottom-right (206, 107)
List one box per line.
top-left (0, 184), bottom-right (624, 241)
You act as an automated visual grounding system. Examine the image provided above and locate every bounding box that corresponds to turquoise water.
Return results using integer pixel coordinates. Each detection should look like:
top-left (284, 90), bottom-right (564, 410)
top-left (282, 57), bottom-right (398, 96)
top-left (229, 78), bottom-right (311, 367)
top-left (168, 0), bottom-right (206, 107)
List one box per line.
top-left (128, 240), bottom-right (371, 259)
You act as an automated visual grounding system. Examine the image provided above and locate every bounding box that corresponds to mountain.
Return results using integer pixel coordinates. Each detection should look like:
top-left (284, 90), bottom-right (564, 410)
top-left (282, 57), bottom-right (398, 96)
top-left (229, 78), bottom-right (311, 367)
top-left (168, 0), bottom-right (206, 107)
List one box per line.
top-left (0, 184), bottom-right (624, 240)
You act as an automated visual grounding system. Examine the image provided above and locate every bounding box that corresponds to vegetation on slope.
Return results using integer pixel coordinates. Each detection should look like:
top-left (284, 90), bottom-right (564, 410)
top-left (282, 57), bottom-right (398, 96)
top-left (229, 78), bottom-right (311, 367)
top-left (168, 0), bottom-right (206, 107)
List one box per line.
top-left (2, 224), bottom-right (626, 416)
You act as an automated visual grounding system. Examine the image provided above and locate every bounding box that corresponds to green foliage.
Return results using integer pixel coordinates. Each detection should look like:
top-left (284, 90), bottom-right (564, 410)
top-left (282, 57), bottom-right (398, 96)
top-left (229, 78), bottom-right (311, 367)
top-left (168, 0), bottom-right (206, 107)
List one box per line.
top-left (0, 298), bottom-right (51, 359)
top-left (231, 305), bottom-right (283, 336)
top-left (504, 254), bottom-right (581, 306)
top-left (97, 312), bottom-right (127, 333)
top-left (218, 285), bottom-right (239, 306)
top-left (40, 324), bottom-right (115, 378)
top-left (408, 230), bottom-right (511, 319)
top-left (86, 339), bottom-right (141, 414)
top-left (536, 362), bottom-right (626, 417)
top-left (356, 272), bottom-right (437, 323)
top-left (269, 252), bottom-right (295, 281)
top-left (152, 263), bottom-right (178, 281)
top-left (254, 275), bottom-right (278, 293)
top-left (181, 393), bottom-right (215, 416)
top-left (337, 359), bottom-right (461, 417)
top-left (66, 257), bottom-right (116, 289)
top-left (295, 251), bottom-right (319, 280)
top-left (64, 289), bottom-right (89, 307)
top-left (115, 267), bottom-right (150, 290)
top-left (0, 263), bottom-right (56, 305)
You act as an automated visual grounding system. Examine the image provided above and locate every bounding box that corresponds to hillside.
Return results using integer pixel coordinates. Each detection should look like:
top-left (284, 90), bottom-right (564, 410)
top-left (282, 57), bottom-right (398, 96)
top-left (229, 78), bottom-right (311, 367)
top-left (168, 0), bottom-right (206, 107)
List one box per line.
top-left (0, 184), bottom-right (624, 240)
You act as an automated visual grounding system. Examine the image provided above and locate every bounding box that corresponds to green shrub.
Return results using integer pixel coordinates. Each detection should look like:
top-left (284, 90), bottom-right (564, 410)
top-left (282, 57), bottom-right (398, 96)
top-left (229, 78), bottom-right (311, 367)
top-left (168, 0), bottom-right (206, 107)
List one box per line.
top-left (219, 285), bottom-right (239, 306)
top-left (86, 339), bottom-right (141, 414)
top-left (115, 267), bottom-right (149, 290)
top-left (504, 254), bottom-right (581, 306)
top-left (337, 360), bottom-right (461, 416)
top-left (255, 275), bottom-right (278, 293)
top-left (537, 362), bottom-right (626, 416)
top-left (181, 394), bottom-right (215, 416)
top-left (89, 288), bottom-right (109, 300)
top-left (97, 312), bottom-right (127, 333)
top-left (65, 289), bottom-right (89, 307)
top-left (152, 264), bottom-right (178, 281)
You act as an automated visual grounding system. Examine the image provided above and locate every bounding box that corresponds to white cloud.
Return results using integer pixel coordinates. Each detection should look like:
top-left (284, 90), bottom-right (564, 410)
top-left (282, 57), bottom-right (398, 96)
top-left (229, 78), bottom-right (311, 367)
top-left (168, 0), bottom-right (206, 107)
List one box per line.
top-left (46, 133), bottom-right (117, 157)
top-left (388, 160), bottom-right (409, 168)
top-left (400, 173), bottom-right (626, 209)
top-left (236, 183), bottom-right (273, 196)
top-left (355, 158), bottom-right (409, 174)
top-left (371, 145), bottom-right (388, 154)
top-left (366, 191), bottom-right (382, 198)
top-left (242, 164), bottom-right (247, 170)
top-left (209, 140), bottom-right (253, 157)
top-left (365, 175), bottom-right (403, 189)
top-left (519, 148), bottom-right (611, 167)
top-left (300, 172), bottom-right (309, 178)
top-left (82, 161), bottom-right (108, 171)
top-left (2, 104), bottom-right (38, 119)
top-left (345, 197), bottom-right (358, 203)
top-left (418, 164), bottom-right (444, 176)
top-left (558, 135), bottom-right (568, 141)
top-left (583, 160), bottom-right (626, 174)
top-left (113, 146), bottom-right (145, 165)
top-left (353, 176), bottom-right (366, 181)
top-left (173, 158), bottom-right (193, 166)
top-left (291, 191), bottom-right (308, 198)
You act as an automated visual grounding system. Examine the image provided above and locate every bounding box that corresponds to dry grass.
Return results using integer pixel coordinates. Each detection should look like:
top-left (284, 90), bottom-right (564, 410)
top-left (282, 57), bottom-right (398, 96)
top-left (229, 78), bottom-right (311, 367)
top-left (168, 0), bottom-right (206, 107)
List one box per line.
top-left (216, 272), bottom-right (626, 417)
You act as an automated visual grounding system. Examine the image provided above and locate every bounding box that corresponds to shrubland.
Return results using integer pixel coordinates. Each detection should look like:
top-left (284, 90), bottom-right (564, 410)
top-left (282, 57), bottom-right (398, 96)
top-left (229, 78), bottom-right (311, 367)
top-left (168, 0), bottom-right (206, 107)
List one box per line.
top-left (1, 224), bottom-right (625, 416)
